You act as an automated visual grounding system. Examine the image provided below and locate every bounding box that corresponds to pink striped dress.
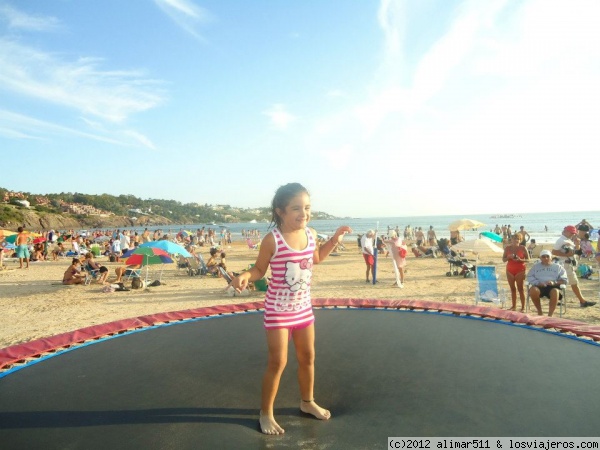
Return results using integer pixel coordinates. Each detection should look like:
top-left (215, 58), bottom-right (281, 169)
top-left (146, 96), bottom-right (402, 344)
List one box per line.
top-left (264, 227), bottom-right (316, 330)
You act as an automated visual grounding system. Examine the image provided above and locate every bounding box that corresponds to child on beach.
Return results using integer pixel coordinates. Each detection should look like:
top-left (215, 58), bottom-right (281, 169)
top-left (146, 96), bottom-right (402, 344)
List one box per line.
top-left (231, 182), bottom-right (351, 435)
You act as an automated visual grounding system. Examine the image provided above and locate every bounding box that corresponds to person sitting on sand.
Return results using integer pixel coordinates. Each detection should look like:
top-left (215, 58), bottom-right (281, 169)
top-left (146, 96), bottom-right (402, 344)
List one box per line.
top-left (31, 243), bottom-right (46, 262)
top-left (218, 251), bottom-right (238, 278)
top-left (52, 242), bottom-right (66, 261)
top-left (63, 258), bottom-right (85, 285)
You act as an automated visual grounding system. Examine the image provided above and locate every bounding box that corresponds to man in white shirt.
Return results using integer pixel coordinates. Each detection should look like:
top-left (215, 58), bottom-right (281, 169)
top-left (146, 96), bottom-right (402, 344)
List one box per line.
top-left (552, 225), bottom-right (596, 308)
top-left (360, 230), bottom-right (375, 283)
top-left (527, 250), bottom-right (568, 317)
top-left (120, 231), bottom-right (131, 256)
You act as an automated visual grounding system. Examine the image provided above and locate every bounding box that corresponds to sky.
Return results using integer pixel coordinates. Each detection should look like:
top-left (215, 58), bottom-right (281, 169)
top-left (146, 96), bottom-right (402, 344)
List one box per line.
top-left (1, 0), bottom-right (599, 219)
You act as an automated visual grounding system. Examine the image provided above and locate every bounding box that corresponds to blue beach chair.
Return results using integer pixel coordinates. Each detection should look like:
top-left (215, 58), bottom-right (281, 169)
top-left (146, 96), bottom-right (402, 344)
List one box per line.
top-left (475, 265), bottom-right (506, 307)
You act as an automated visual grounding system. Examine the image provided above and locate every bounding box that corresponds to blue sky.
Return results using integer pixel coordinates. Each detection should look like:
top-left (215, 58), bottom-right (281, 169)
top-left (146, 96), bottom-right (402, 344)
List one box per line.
top-left (1, 0), bottom-right (599, 218)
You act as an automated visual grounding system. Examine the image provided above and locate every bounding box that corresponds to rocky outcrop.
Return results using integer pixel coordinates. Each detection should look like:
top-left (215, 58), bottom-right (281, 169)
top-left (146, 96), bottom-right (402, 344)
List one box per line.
top-left (3, 209), bottom-right (173, 231)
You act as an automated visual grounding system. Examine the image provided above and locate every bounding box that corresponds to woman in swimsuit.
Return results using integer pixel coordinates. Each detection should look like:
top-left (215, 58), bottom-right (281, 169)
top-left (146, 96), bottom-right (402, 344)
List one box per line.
top-left (502, 233), bottom-right (529, 311)
top-left (62, 258), bottom-right (85, 285)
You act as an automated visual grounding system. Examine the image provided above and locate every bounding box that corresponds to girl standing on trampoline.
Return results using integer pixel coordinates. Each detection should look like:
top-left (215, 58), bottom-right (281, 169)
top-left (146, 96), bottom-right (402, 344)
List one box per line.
top-left (231, 182), bottom-right (351, 435)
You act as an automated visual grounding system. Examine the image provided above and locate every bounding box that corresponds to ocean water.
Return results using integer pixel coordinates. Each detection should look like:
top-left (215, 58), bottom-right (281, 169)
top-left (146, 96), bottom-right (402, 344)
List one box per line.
top-left (132, 210), bottom-right (600, 244)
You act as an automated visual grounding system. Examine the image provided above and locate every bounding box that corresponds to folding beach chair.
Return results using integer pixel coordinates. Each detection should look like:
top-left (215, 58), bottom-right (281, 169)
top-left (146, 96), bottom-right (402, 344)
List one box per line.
top-left (123, 268), bottom-right (142, 281)
top-left (217, 265), bottom-right (233, 284)
top-left (474, 266), bottom-right (506, 307)
top-left (526, 281), bottom-right (567, 317)
top-left (82, 263), bottom-right (100, 286)
top-left (197, 253), bottom-right (214, 276)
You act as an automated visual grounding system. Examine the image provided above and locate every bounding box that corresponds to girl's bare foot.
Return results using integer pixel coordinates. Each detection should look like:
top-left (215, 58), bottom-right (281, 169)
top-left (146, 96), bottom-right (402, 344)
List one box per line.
top-left (300, 400), bottom-right (331, 420)
top-left (259, 410), bottom-right (284, 435)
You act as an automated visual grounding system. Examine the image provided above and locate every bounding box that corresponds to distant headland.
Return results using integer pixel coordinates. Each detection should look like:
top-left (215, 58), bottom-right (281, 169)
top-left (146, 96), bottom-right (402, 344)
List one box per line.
top-left (0, 187), bottom-right (338, 231)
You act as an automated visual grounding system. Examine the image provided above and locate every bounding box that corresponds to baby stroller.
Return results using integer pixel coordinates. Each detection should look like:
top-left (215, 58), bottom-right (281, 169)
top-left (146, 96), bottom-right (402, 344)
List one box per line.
top-left (446, 256), bottom-right (464, 276)
top-left (460, 260), bottom-right (476, 278)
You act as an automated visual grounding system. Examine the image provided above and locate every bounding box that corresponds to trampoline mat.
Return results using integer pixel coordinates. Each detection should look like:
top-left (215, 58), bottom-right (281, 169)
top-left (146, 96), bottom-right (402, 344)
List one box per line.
top-left (1, 309), bottom-right (600, 449)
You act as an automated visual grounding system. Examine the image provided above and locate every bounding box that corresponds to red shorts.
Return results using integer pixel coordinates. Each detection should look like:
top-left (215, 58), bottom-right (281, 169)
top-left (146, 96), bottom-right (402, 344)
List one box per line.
top-left (363, 253), bottom-right (374, 266)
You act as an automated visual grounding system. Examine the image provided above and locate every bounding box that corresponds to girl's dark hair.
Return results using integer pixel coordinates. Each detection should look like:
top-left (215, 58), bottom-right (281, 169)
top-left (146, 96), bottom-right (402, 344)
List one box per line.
top-left (72, 258), bottom-right (80, 265)
top-left (270, 182), bottom-right (309, 229)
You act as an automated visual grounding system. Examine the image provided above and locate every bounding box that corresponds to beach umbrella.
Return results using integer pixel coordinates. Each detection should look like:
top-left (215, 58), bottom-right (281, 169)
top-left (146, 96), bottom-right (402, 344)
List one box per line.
top-left (33, 237), bottom-right (47, 244)
top-left (125, 250), bottom-right (173, 266)
top-left (0, 229), bottom-right (17, 240)
top-left (451, 238), bottom-right (503, 255)
top-left (177, 230), bottom-right (193, 239)
top-left (448, 219), bottom-right (486, 231)
top-left (139, 240), bottom-right (191, 257)
top-left (3, 234), bottom-right (18, 244)
top-left (480, 231), bottom-right (503, 243)
top-left (125, 247), bottom-right (173, 286)
top-left (3, 231), bottom-right (42, 244)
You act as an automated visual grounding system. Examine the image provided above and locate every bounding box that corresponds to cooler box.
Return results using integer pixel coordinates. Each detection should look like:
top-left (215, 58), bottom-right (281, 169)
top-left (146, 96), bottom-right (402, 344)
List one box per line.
top-left (90, 244), bottom-right (101, 257)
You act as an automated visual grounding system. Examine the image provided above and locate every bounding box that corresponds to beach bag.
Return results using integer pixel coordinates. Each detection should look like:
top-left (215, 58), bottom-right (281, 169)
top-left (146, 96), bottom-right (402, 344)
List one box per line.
top-left (576, 264), bottom-right (593, 279)
top-left (112, 282), bottom-right (129, 292)
top-left (102, 285), bottom-right (115, 293)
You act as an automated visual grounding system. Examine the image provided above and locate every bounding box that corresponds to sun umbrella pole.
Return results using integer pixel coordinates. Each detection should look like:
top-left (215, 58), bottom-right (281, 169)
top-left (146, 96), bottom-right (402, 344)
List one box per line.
top-left (373, 221), bottom-right (379, 285)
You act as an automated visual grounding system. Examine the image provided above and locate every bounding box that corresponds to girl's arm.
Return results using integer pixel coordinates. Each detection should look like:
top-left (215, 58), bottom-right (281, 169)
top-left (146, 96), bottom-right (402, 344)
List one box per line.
top-left (231, 233), bottom-right (275, 292)
top-left (314, 226), bottom-right (352, 264)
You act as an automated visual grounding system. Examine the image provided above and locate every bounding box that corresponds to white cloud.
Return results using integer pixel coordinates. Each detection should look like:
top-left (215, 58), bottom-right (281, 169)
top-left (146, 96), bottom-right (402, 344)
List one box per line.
top-left (0, 109), bottom-right (127, 145)
top-left (263, 104), bottom-right (296, 130)
top-left (300, 0), bottom-right (600, 215)
top-left (0, 4), bottom-right (60, 32)
top-left (154, 0), bottom-right (212, 41)
top-left (121, 130), bottom-right (157, 151)
top-left (0, 41), bottom-right (165, 123)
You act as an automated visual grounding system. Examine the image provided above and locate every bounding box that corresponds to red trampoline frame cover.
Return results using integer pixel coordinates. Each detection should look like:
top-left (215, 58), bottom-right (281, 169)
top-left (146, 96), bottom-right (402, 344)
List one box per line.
top-left (2, 299), bottom-right (600, 371)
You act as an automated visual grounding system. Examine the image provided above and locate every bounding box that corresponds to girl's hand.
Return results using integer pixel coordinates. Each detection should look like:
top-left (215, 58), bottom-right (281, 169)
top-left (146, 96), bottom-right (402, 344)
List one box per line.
top-left (231, 274), bottom-right (249, 293)
top-left (333, 226), bottom-right (352, 243)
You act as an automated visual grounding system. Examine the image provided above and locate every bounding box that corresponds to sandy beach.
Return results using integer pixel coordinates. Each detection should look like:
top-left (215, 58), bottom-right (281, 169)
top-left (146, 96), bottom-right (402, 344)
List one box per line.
top-left (1, 240), bottom-right (599, 350)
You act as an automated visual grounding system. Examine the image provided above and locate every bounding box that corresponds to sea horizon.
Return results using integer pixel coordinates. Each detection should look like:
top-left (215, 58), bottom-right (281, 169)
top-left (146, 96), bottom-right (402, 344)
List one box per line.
top-left (112, 209), bottom-right (599, 244)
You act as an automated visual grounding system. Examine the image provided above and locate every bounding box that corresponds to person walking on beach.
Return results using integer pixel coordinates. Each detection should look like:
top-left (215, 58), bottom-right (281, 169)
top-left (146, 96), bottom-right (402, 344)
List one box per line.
top-left (384, 231), bottom-right (407, 287)
top-left (427, 226), bottom-right (438, 246)
top-left (502, 234), bottom-right (529, 311)
top-left (518, 226), bottom-right (530, 246)
top-left (230, 182), bottom-right (351, 435)
top-left (361, 230), bottom-right (375, 283)
top-left (15, 226), bottom-right (30, 269)
top-left (552, 225), bottom-right (596, 308)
